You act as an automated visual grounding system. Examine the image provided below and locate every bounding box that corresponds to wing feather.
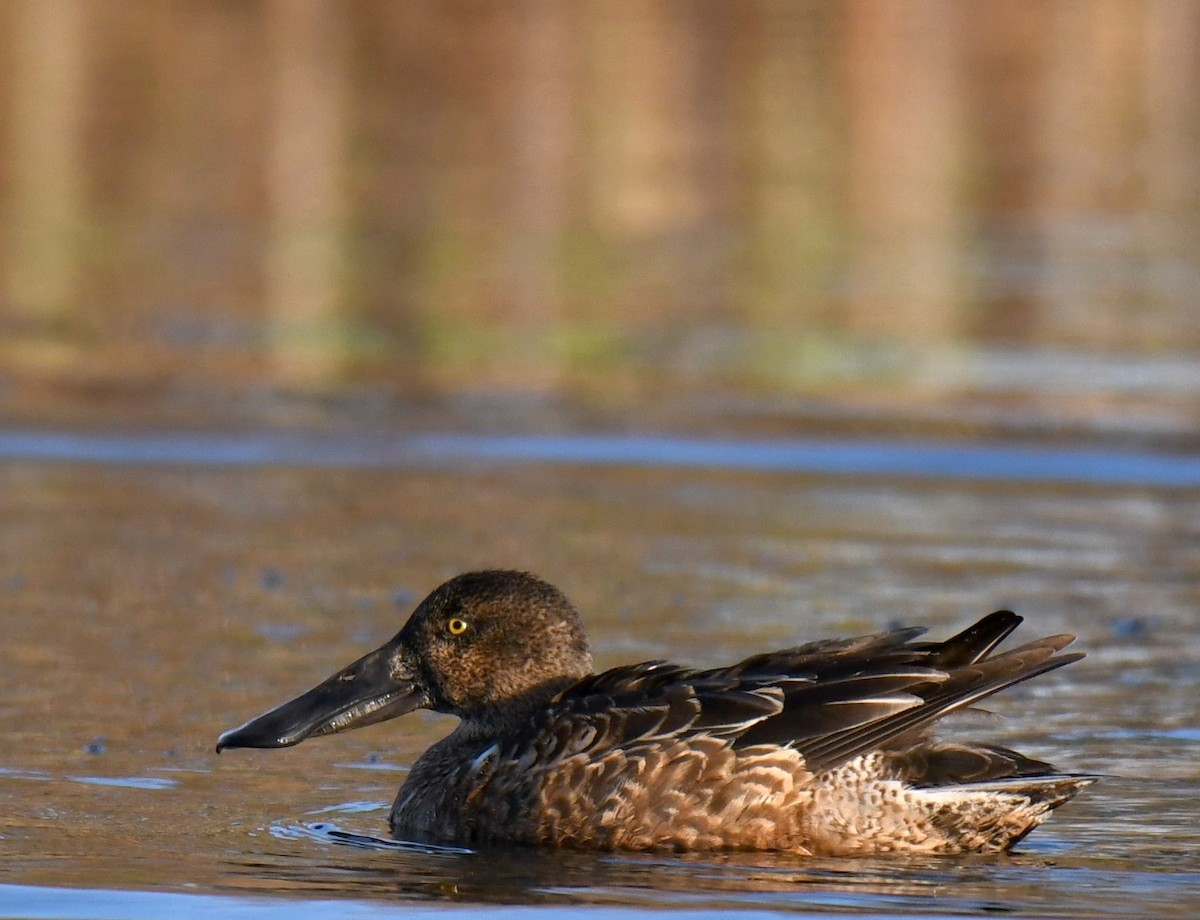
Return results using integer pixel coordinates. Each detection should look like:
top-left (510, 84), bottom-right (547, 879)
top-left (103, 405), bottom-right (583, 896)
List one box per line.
top-left (505, 613), bottom-right (1080, 778)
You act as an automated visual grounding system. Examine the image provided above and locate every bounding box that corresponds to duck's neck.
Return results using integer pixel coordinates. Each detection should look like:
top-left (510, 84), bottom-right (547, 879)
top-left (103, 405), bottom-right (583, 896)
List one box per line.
top-left (450, 673), bottom-right (586, 741)
top-left (395, 672), bottom-right (589, 841)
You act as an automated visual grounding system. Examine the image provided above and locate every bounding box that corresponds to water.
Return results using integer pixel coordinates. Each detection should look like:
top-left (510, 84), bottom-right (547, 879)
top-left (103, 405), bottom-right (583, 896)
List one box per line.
top-left (4, 429), bottom-right (1200, 486)
top-left (1, 427), bottom-right (1198, 918)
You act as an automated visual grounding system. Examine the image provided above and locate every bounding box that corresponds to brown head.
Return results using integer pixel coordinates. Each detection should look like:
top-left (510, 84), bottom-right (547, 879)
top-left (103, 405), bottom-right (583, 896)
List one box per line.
top-left (216, 570), bottom-right (594, 751)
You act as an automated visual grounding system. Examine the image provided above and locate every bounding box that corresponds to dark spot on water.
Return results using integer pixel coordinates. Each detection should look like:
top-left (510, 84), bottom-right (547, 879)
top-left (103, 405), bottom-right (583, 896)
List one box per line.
top-left (1112, 617), bottom-right (1151, 639)
top-left (6, 572), bottom-right (25, 590)
top-left (391, 588), bottom-right (415, 608)
top-left (365, 752), bottom-right (382, 764)
top-left (84, 736), bottom-right (106, 755)
top-left (163, 747), bottom-right (178, 758)
top-left (259, 567), bottom-right (285, 590)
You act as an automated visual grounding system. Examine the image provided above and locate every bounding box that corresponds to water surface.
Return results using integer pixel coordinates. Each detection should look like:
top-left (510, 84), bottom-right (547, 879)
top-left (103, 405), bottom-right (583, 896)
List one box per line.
top-left (2, 429), bottom-right (1198, 918)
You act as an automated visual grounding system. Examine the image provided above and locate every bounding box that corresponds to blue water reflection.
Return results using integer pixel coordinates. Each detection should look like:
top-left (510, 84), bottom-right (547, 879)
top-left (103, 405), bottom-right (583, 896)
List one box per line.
top-left (1, 429), bottom-right (1198, 487)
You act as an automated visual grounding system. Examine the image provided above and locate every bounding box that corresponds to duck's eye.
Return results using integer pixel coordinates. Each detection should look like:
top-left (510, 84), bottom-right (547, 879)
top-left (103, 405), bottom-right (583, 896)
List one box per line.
top-left (447, 617), bottom-right (469, 636)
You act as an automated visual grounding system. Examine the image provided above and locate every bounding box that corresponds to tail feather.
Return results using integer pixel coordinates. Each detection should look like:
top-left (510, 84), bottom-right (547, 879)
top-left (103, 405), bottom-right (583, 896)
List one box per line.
top-left (921, 610), bottom-right (1022, 667)
top-left (802, 637), bottom-right (1081, 772)
top-left (945, 774), bottom-right (1099, 812)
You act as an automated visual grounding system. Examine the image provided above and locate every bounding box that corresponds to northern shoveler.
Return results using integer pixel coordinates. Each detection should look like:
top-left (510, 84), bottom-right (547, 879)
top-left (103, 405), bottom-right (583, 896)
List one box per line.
top-left (217, 570), bottom-right (1094, 855)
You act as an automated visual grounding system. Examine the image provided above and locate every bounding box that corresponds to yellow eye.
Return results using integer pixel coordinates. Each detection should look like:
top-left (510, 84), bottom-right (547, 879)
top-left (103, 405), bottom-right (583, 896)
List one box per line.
top-left (447, 617), bottom-right (469, 636)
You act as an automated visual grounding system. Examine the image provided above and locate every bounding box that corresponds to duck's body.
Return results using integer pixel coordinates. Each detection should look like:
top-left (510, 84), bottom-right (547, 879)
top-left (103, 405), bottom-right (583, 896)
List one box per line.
top-left (218, 571), bottom-right (1093, 855)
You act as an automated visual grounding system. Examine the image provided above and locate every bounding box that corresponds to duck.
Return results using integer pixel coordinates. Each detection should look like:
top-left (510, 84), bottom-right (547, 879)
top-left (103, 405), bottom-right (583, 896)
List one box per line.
top-left (216, 569), bottom-right (1094, 855)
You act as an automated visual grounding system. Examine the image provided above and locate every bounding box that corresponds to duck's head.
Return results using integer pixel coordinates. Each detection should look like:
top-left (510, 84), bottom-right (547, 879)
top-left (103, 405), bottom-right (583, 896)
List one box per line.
top-left (216, 570), bottom-right (593, 752)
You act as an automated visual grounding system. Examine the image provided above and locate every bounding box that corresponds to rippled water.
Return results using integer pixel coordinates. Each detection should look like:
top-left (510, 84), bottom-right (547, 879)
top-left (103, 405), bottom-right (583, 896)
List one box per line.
top-left (1, 427), bottom-right (1198, 918)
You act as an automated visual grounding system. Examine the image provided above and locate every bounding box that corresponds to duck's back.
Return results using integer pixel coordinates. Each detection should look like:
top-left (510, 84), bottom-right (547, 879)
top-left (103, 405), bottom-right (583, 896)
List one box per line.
top-left (390, 612), bottom-right (1094, 855)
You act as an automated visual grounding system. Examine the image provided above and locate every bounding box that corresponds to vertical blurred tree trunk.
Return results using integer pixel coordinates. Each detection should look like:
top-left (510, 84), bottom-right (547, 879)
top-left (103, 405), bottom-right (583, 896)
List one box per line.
top-left (6, 0), bottom-right (87, 329)
top-left (588, 0), bottom-right (715, 323)
top-left (504, 0), bottom-right (577, 332)
top-left (264, 0), bottom-right (351, 385)
top-left (1144, 0), bottom-right (1200, 349)
top-left (745, 1), bottom-right (842, 329)
top-left (590, 1), bottom-right (693, 238)
top-left (1033, 0), bottom-right (1145, 347)
top-left (842, 0), bottom-right (967, 344)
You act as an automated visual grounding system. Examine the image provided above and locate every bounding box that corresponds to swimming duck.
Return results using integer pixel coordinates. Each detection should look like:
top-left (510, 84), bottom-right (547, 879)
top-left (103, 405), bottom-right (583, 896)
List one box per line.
top-left (217, 570), bottom-right (1093, 855)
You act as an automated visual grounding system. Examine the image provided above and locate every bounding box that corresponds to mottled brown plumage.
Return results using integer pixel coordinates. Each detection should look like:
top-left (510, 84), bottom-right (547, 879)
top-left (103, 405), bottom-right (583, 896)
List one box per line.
top-left (218, 570), bottom-right (1094, 855)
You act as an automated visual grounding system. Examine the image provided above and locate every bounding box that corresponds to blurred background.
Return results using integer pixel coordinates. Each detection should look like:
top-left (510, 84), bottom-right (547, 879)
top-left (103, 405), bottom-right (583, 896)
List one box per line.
top-left (3, 4), bottom-right (1200, 913)
top-left (2, 0), bottom-right (1198, 439)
